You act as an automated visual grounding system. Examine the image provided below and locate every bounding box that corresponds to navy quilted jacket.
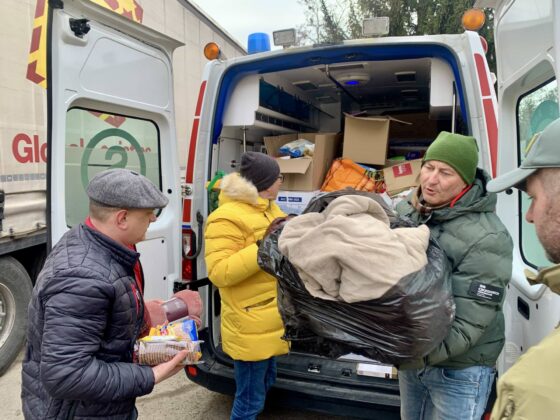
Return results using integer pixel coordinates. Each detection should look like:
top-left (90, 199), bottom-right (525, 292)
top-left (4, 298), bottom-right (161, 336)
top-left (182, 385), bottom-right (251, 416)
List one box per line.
top-left (21, 224), bottom-right (155, 419)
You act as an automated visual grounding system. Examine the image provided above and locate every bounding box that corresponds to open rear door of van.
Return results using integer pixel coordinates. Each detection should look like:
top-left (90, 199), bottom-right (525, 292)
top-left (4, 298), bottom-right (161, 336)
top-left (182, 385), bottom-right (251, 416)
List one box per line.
top-left (477, 0), bottom-right (560, 372)
top-left (47, 0), bottom-right (184, 300)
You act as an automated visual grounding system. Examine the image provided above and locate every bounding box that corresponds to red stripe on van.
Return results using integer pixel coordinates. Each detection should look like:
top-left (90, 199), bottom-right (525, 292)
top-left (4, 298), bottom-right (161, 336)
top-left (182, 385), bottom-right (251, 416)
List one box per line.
top-left (474, 53), bottom-right (491, 96)
top-left (195, 81), bottom-right (207, 117)
top-left (182, 119), bottom-right (197, 225)
top-left (182, 198), bottom-right (192, 223)
top-left (483, 98), bottom-right (498, 178)
top-left (474, 52), bottom-right (498, 178)
top-left (183, 81), bottom-right (207, 225)
top-left (184, 82), bottom-right (206, 185)
top-left (186, 118), bottom-right (200, 184)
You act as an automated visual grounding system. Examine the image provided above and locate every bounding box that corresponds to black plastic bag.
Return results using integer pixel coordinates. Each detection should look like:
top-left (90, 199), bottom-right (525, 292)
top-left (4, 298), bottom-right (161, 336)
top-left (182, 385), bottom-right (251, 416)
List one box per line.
top-left (258, 190), bottom-right (454, 365)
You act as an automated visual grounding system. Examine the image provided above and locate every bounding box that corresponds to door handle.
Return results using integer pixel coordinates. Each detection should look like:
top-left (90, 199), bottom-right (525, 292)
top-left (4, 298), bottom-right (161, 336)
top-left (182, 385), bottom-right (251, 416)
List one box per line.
top-left (517, 296), bottom-right (530, 320)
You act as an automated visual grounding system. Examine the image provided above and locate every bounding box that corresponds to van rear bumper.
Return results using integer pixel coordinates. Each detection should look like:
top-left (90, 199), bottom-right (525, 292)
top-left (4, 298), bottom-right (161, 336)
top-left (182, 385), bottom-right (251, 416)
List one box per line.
top-left (186, 331), bottom-right (401, 419)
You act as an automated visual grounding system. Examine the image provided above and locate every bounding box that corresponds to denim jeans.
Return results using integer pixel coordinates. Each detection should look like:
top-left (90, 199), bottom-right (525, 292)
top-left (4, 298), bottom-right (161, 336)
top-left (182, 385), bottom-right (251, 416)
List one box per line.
top-left (399, 365), bottom-right (495, 420)
top-left (230, 358), bottom-right (277, 420)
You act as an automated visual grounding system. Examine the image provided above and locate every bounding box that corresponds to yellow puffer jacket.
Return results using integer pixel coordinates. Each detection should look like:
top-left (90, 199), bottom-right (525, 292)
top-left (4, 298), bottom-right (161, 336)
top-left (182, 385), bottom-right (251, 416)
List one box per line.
top-left (204, 172), bottom-right (289, 361)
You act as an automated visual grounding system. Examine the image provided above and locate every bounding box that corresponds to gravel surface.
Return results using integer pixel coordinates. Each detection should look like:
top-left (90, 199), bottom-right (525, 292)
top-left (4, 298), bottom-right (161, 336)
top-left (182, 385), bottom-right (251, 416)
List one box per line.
top-left (1, 351), bottom-right (350, 420)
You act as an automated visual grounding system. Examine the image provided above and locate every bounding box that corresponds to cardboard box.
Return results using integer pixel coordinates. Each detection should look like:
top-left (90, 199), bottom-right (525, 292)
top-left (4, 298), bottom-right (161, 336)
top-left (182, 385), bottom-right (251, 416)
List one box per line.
top-left (389, 113), bottom-right (439, 140)
top-left (264, 133), bottom-right (341, 191)
top-left (356, 362), bottom-right (398, 379)
top-left (342, 114), bottom-right (410, 166)
top-left (382, 159), bottom-right (423, 196)
top-left (276, 190), bottom-right (320, 215)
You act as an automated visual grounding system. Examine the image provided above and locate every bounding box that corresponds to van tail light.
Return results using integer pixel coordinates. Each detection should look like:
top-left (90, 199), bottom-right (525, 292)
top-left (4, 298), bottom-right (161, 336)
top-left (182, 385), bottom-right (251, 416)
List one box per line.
top-left (187, 365), bottom-right (198, 377)
top-left (182, 228), bottom-right (195, 281)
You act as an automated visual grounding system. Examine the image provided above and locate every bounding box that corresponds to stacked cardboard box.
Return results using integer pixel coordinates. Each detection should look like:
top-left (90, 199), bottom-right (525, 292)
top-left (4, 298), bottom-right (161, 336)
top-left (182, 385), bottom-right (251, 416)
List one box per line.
top-left (264, 132), bottom-right (341, 191)
top-left (276, 190), bottom-right (320, 215)
top-left (342, 114), bottom-right (410, 166)
top-left (382, 159), bottom-right (423, 196)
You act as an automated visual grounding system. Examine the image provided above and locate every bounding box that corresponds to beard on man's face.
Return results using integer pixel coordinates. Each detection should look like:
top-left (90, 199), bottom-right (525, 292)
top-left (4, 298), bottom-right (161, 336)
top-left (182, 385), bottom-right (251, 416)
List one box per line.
top-left (539, 203), bottom-right (560, 264)
top-left (545, 249), bottom-right (560, 265)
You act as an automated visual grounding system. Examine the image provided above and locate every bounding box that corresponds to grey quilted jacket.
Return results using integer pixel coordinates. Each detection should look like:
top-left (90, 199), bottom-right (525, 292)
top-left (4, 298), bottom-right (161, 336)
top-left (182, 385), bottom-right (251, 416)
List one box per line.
top-left (21, 224), bottom-right (155, 419)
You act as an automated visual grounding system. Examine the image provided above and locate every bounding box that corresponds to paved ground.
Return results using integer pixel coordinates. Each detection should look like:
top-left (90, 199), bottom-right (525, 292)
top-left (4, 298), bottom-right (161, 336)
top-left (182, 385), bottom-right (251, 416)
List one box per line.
top-left (1, 351), bottom-right (348, 419)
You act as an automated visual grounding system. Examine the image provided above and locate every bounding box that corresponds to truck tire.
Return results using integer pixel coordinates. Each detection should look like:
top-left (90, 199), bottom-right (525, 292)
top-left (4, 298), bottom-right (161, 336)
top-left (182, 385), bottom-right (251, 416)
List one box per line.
top-left (0, 256), bottom-right (33, 376)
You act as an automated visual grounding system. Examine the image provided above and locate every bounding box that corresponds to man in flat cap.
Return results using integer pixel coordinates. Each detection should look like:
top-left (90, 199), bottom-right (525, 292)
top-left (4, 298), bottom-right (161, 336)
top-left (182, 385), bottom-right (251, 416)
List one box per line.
top-left (22, 169), bottom-right (187, 420)
top-left (205, 152), bottom-right (289, 420)
top-left (488, 119), bottom-right (560, 419)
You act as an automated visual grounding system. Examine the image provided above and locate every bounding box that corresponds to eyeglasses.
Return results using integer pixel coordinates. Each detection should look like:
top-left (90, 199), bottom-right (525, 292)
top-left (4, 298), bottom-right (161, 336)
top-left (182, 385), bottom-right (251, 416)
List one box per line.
top-left (278, 174), bottom-right (284, 182)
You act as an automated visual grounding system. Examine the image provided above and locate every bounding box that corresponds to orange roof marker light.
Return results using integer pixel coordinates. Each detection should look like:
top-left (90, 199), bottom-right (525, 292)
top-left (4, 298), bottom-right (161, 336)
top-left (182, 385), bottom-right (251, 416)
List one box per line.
top-left (462, 8), bottom-right (486, 31)
top-left (204, 42), bottom-right (221, 60)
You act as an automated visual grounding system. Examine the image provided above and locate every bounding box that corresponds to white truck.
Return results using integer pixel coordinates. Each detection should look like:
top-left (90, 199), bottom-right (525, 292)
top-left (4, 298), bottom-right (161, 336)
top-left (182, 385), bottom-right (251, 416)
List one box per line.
top-left (46, 0), bottom-right (558, 418)
top-left (0, 0), bottom-right (244, 376)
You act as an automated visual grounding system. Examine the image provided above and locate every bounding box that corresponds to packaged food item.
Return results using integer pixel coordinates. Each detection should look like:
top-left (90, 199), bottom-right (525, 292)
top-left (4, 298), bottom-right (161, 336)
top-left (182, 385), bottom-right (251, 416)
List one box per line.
top-left (279, 139), bottom-right (315, 158)
top-left (147, 318), bottom-right (199, 342)
top-left (135, 337), bottom-right (202, 366)
top-left (144, 290), bottom-right (203, 327)
top-left (162, 318), bottom-right (199, 341)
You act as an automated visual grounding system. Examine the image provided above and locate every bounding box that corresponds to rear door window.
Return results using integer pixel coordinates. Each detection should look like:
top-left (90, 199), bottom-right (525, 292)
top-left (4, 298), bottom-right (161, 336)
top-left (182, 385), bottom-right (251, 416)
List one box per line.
top-left (517, 78), bottom-right (558, 268)
top-left (65, 108), bottom-right (161, 227)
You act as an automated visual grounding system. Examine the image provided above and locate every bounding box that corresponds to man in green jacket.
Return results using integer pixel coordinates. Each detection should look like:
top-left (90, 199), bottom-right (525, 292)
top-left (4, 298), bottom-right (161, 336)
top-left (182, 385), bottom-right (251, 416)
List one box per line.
top-left (396, 132), bottom-right (513, 420)
top-left (487, 118), bottom-right (560, 419)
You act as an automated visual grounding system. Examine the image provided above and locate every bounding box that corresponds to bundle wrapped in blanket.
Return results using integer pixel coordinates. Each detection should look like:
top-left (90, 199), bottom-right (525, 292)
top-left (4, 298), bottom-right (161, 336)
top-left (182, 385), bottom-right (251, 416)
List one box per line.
top-left (258, 189), bottom-right (454, 365)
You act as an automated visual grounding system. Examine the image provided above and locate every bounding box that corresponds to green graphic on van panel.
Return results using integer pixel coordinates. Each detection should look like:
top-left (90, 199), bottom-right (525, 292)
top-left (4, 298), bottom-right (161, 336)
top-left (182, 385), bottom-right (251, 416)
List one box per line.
top-left (80, 128), bottom-right (146, 189)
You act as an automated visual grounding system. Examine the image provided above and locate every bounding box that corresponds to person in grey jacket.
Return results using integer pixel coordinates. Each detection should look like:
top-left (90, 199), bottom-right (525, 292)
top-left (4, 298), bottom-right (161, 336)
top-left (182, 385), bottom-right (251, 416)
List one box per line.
top-left (396, 132), bottom-right (513, 420)
top-left (21, 169), bottom-right (188, 420)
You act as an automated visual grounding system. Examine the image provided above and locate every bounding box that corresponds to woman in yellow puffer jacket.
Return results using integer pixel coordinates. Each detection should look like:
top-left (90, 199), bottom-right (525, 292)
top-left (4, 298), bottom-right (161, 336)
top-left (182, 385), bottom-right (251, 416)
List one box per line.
top-left (204, 152), bottom-right (289, 420)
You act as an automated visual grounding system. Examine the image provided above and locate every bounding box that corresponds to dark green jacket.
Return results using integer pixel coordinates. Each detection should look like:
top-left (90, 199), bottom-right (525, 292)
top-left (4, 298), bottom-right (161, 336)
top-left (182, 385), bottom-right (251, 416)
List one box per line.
top-left (397, 169), bottom-right (513, 369)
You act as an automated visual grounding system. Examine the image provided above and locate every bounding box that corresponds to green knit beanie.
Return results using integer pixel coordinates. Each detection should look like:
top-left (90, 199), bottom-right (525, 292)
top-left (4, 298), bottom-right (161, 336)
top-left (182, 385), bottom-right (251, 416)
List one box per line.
top-left (423, 131), bottom-right (479, 184)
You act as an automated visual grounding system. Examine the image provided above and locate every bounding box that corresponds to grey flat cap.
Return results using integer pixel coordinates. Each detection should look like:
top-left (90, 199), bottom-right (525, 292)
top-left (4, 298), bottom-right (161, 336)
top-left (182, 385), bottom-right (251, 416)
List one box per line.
top-left (488, 118), bottom-right (560, 192)
top-left (86, 169), bottom-right (169, 209)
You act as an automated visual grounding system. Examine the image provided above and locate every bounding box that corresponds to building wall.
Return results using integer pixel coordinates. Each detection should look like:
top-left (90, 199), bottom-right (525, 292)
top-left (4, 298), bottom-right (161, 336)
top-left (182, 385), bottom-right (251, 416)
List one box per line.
top-left (0, 0), bottom-right (245, 184)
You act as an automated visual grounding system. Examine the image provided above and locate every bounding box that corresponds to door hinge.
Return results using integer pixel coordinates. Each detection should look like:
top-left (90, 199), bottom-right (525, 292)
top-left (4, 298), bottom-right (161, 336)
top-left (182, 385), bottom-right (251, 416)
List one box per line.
top-left (69, 18), bottom-right (91, 38)
top-left (181, 183), bottom-right (193, 199)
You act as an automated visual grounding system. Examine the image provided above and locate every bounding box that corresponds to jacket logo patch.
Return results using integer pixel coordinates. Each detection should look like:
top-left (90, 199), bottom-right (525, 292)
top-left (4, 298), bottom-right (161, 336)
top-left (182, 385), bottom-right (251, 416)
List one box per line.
top-left (468, 281), bottom-right (503, 302)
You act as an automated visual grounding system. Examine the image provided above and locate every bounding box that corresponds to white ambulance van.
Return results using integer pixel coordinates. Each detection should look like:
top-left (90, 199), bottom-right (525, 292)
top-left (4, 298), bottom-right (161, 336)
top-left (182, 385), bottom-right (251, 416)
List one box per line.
top-left (183, 13), bottom-right (498, 420)
top-left (47, 0), bottom-right (558, 418)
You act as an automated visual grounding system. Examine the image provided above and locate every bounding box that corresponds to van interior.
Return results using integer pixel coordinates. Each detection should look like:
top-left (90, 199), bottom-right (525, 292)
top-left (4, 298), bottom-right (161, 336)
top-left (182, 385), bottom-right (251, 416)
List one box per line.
top-left (205, 49), bottom-right (468, 404)
top-left (214, 56), bottom-right (466, 173)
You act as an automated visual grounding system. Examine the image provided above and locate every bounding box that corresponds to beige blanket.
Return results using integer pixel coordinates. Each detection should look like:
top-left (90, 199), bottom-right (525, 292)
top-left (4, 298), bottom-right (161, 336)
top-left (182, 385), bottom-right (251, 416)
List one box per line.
top-left (278, 195), bottom-right (430, 303)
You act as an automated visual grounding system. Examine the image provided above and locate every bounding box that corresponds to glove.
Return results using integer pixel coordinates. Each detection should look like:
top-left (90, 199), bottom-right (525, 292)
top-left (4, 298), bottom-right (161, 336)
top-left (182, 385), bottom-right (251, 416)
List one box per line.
top-left (265, 215), bottom-right (295, 238)
top-left (257, 215), bottom-right (296, 247)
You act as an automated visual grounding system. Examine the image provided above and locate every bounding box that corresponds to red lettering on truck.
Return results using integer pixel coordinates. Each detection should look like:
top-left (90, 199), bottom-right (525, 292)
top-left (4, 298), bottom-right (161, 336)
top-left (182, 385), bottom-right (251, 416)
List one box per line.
top-left (12, 133), bottom-right (47, 163)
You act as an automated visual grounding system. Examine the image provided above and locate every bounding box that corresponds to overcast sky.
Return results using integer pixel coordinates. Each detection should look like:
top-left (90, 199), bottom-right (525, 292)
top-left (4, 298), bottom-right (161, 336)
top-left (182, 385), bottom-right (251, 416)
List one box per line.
top-left (191, 0), bottom-right (308, 49)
